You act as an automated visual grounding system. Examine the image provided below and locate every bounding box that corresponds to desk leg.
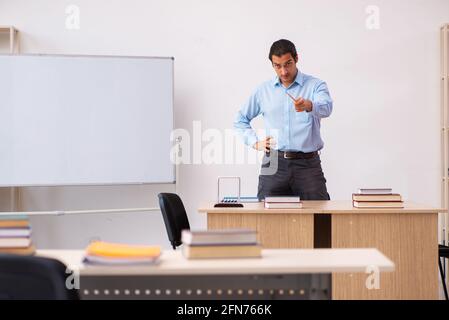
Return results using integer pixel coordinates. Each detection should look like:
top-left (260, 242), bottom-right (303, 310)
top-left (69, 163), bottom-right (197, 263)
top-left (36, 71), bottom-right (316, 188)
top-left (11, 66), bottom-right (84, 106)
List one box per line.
top-left (207, 213), bottom-right (314, 248)
top-left (332, 212), bottom-right (438, 299)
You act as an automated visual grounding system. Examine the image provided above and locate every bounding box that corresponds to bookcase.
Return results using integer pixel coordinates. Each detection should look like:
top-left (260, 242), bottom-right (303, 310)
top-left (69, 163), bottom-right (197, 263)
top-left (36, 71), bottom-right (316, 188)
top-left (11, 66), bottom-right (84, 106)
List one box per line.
top-left (0, 26), bottom-right (20, 211)
top-left (0, 26), bottom-right (19, 54)
top-left (441, 23), bottom-right (449, 295)
top-left (442, 24), bottom-right (449, 235)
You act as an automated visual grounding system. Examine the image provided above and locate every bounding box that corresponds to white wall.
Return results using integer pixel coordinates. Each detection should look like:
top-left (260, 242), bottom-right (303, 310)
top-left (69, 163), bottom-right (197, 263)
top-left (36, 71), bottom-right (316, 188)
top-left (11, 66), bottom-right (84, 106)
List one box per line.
top-left (0, 0), bottom-right (448, 249)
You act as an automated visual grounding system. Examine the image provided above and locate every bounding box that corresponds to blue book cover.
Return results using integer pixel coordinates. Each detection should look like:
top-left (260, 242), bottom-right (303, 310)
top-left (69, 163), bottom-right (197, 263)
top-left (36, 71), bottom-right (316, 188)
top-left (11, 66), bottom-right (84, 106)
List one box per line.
top-left (0, 214), bottom-right (29, 221)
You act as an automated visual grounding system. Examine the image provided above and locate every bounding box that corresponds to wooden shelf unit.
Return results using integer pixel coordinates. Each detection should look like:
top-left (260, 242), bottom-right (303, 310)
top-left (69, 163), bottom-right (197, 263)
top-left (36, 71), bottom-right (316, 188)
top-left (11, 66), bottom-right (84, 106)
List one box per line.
top-left (0, 25), bottom-right (19, 53)
top-left (0, 26), bottom-right (20, 211)
top-left (441, 23), bottom-right (449, 297)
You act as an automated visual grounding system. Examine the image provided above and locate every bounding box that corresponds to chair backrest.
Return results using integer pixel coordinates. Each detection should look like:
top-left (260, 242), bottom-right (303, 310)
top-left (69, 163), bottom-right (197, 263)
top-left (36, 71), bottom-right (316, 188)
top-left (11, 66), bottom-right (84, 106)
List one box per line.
top-left (0, 254), bottom-right (79, 300)
top-left (440, 244), bottom-right (449, 258)
top-left (158, 193), bottom-right (190, 249)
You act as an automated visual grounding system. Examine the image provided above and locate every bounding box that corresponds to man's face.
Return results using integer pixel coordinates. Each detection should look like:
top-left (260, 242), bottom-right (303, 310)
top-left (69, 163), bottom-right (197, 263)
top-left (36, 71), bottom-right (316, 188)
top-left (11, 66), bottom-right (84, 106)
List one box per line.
top-left (271, 53), bottom-right (298, 85)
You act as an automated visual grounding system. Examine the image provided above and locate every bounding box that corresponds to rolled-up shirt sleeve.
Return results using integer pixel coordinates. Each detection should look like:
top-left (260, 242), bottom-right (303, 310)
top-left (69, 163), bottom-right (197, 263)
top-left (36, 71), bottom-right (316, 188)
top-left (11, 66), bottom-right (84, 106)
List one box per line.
top-left (310, 81), bottom-right (333, 119)
top-left (233, 89), bottom-right (262, 147)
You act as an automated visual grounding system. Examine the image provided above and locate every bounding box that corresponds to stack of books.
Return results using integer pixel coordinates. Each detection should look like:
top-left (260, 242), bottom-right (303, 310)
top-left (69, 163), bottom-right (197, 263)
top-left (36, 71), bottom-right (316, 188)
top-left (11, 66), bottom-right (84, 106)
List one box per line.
top-left (181, 229), bottom-right (262, 259)
top-left (352, 188), bottom-right (404, 208)
top-left (264, 196), bottom-right (302, 209)
top-left (0, 215), bottom-right (35, 255)
top-left (83, 241), bottom-right (161, 265)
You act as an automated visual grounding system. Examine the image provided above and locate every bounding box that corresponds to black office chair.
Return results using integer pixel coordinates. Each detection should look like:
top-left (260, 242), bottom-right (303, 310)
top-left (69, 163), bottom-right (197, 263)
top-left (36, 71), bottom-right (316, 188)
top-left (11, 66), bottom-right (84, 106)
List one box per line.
top-left (0, 254), bottom-right (79, 300)
top-left (158, 193), bottom-right (190, 250)
top-left (439, 244), bottom-right (449, 300)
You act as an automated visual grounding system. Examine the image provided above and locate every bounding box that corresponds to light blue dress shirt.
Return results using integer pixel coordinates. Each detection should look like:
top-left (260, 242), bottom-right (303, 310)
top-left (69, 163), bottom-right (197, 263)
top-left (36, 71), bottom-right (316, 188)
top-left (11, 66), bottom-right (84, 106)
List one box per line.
top-left (234, 71), bottom-right (333, 152)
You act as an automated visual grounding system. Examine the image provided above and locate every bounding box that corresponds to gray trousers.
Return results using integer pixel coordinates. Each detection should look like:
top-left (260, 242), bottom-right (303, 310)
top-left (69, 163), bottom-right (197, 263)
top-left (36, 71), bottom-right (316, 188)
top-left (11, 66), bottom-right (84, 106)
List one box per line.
top-left (257, 153), bottom-right (330, 201)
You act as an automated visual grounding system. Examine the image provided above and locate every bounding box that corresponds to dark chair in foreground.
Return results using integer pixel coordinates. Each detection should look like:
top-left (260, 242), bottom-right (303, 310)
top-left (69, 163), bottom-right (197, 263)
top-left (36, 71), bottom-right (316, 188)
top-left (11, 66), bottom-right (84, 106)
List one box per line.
top-left (158, 193), bottom-right (191, 250)
top-left (439, 244), bottom-right (449, 300)
top-left (0, 254), bottom-right (79, 300)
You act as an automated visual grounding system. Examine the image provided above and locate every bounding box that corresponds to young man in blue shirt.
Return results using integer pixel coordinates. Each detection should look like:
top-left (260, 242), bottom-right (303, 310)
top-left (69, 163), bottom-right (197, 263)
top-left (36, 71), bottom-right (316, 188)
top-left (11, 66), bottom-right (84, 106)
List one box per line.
top-left (234, 39), bottom-right (333, 201)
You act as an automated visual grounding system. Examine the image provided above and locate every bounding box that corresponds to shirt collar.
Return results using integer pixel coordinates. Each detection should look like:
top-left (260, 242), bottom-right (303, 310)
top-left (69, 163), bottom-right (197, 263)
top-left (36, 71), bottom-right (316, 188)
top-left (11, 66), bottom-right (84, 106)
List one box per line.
top-left (273, 70), bottom-right (304, 88)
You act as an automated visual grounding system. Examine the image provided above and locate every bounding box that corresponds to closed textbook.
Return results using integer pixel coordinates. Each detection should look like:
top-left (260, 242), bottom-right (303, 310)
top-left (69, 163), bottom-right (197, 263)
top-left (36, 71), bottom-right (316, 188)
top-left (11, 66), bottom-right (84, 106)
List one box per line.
top-left (264, 196), bottom-right (300, 203)
top-left (0, 215), bottom-right (29, 221)
top-left (181, 229), bottom-right (257, 245)
top-left (0, 238), bottom-right (31, 248)
top-left (83, 255), bottom-right (160, 266)
top-left (353, 201), bottom-right (404, 208)
top-left (0, 228), bottom-right (31, 238)
top-left (352, 193), bottom-right (402, 202)
top-left (264, 202), bottom-right (302, 209)
top-left (357, 188), bottom-right (392, 195)
top-left (183, 244), bottom-right (262, 259)
top-left (0, 245), bottom-right (36, 255)
top-left (0, 220), bottom-right (30, 228)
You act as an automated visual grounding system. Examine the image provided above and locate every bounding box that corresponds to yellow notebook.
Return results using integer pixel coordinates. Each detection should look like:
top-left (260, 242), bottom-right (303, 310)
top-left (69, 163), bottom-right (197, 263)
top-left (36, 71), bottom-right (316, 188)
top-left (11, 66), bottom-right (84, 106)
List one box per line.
top-left (86, 241), bottom-right (161, 258)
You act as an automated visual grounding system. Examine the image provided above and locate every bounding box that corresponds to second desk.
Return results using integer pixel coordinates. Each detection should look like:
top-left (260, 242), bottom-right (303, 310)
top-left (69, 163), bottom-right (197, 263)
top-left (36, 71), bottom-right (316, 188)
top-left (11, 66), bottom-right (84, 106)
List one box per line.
top-left (199, 200), bottom-right (443, 299)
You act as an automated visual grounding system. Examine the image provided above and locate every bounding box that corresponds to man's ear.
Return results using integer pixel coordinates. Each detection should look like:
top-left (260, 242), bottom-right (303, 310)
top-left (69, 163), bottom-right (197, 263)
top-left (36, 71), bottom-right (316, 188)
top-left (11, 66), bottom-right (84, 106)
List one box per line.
top-left (294, 54), bottom-right (299, 63)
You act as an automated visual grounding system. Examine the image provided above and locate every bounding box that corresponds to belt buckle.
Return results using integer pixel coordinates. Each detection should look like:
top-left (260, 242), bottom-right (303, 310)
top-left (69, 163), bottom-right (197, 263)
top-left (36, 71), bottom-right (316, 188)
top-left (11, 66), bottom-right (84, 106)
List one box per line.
top-left (283, 152), bottom-right (293, 159)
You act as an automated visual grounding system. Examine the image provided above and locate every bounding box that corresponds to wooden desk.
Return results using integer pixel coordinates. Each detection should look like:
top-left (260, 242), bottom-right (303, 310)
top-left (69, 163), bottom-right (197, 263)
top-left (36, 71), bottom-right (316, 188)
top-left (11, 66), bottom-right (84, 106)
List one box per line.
top-left (199, 200), bottom-right (444, 299)
top-left (37, 248), bottom-right (394, 300)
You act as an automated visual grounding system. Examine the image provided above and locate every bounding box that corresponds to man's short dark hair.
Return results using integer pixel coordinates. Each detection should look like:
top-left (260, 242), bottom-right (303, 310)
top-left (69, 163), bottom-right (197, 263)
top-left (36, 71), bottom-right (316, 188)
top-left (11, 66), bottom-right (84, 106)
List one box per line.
top-left (269, 39), bottom-right (297, 62)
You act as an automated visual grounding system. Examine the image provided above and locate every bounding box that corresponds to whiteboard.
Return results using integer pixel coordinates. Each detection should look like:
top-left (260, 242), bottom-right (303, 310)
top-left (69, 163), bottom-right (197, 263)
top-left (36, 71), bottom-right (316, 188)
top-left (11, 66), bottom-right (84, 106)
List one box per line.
top-left (0, 54), bottom-right (174, 186)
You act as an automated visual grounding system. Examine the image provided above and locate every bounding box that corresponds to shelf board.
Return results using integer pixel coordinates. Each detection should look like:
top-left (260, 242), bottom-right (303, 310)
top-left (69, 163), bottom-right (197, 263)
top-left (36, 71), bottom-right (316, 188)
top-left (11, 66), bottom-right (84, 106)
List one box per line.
top-left (0, 26), bottom-right (17, 33)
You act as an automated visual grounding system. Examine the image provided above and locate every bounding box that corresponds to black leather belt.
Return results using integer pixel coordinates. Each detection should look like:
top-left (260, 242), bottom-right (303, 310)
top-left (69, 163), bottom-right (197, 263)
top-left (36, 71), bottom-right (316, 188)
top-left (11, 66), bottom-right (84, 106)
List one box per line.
top-left (275, 150), bottom-right (318, 159)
